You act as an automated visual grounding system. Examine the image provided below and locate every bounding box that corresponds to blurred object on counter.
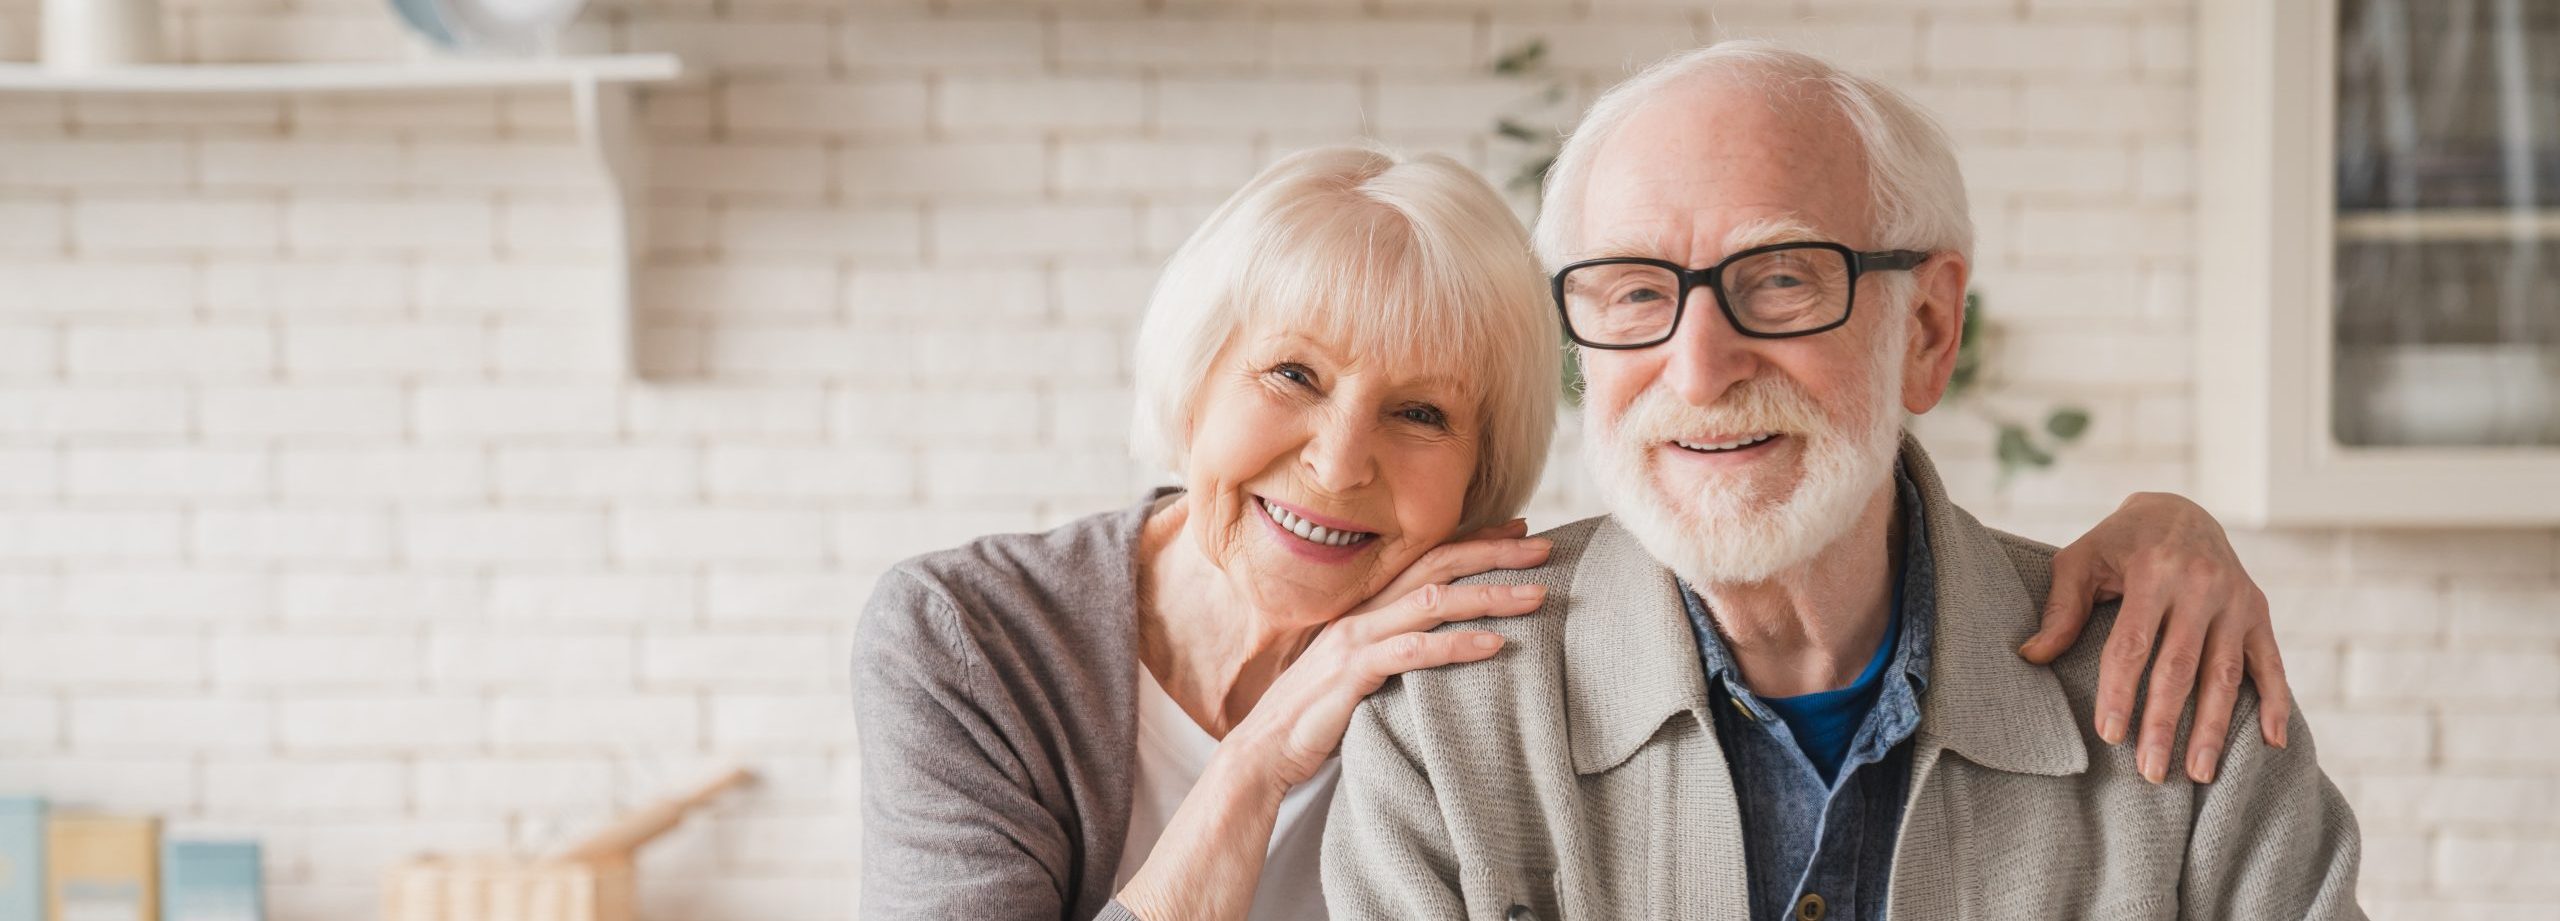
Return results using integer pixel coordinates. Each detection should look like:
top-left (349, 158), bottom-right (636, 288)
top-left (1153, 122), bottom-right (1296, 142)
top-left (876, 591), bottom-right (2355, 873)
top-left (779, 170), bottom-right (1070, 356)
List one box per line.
top-left (0, 799), bottom-right (42, 921)
top-left (383, 767), bottom-right (752, 921)
top-left (45, 815), bottom-right (156, 921)
top-left (160, 842), bottom-right (261, 921)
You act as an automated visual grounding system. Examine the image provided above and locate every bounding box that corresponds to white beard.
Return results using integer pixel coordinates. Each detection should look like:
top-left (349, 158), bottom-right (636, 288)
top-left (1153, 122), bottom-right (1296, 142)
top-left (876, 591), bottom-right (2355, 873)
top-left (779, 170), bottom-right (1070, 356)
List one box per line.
top-left (1583, 321), bottom-right (1908, 588)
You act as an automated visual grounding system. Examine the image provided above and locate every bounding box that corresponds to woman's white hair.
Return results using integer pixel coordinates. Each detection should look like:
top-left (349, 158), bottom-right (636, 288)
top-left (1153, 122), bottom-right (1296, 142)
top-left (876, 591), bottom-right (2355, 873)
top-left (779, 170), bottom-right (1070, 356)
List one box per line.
top-left (1130, 146), bottom-right (1559, 533)
top-left (1533, 40), bottom-right (1974, 284)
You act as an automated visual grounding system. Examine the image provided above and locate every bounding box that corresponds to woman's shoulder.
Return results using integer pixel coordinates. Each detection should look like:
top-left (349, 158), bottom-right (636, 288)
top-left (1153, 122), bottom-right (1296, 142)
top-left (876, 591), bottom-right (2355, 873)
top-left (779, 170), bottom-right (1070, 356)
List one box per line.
top-left (858, 498), bottom-right (1152, 677)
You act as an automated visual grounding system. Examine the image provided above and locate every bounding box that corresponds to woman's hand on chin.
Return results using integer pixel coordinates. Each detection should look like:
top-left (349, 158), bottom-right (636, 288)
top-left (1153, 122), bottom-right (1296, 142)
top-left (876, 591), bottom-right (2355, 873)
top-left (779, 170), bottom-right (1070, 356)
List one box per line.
top-left (1220, 518), bottom-right (1554, 790)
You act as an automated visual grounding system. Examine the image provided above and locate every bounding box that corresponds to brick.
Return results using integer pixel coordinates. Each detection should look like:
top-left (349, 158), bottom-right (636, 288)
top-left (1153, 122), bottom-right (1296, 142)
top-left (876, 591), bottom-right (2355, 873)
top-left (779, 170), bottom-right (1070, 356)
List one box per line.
top-left (723, 205), bottom-right (923, 259)
top-left (1272, 18), bottom-right (1484, 72)
top-left (282, 322), bottom-right (489, 378)
top-left (2021, 82), bottom-right (2191, 139)
top-left (2344, 531), bottom-right (2558, 579)
top-left (706, 447), bottom-right (913, 500)
top-left (1057, 17), bottom-right (1266, 70)
top-left (722, 79), bottom-right (931, 138)
top-left (2345, 648), bottom-right (2560, 704)
top-left (839, 15), bottom-right (1046, 71)
top-left (844, 266), bottom-right (1047, 321)
top-left (415, 260), bottom-right (609, 315)
top-left (407, 141), bottom-right (596, 189)
top-left (641, 632), bottom-right (836, 687)
top-left (285, 197), bottom-right (494, 253)
top-left (939, 76), bottom-right (1146, 133)
top-left (498, 195), bottom-right (616, 257)
top-left (705, 571), bottom-right (876, 622)
top-left (1960, 145), bottom-right (2133, 196)
top-left (624, 385), bottom-right (830, 438)
top-left (1048, 387), bottom-right (1138, 449)
top-left (2352, 773), bottom-right (2560, 826)
top-left (833, 388), bottom-right (1043, 444)
top-left (1923, 18), bottom-right (2136, 76)
top-left (213, 633), bottom-right (421, 689)
top-left (487, 573), bottom-right (697, 622)
top-left (64, 447), bottom-right (267, 499)
top-left (834, 507), bottom-right (1044, 565)
top-left (0, 633), bottom-right (204, 686)
top-left (492, 694), bottom-right (698, 748)
top-left (415, 386), bottom-right (622, 438)
top-left (280, 572), bottom-right (482, 621)
top-left (0, 140), bottom-right (188, 188)
top-left (204, 259), bottom-right (410, 315)
top-left (0, 262), bottom-right (195, 316)
top-left (2442, 713), bottom-right (2560, 767)
top-left (71, 197), bottom-right (279, 253)
top-left (639, 263), bottom-right (838, 317)
top-left (910, 328), bottom-right (1123, 384)
top-left (429, 631), bottom-right (634, 689)
top-left (2437, 835), bottom-right (2560, 894)
top-left (921, 449), bottom-right (1138, 501)
top-left (0, 758), bottom-right (194, 812)
top-left (2311, 709), bottom-right (2432, 768)
top-left (199, 386), bottom-right (407, 438)
top-left (404, 510), bottom-right (609, 565)
top-left (415, 758), bottom-right (617, 811)
top-left (710, 693), bottom-right (849, 748)
top-left (0, 695), bottom-right (57, 748)
top-left (279, 698), bottom-right (483, 752)
top-left (1055, 140), bottom-right (1259, 194)
top-left (628, 18), bottom-right (835, 75)
top-left (199, 139), bottom-right (405, 188)
top-left (1158, 77), bottom-right (1364, 132)
top-left (1375, 77), bottom-right (1577, 134)
top-left (203, 759), bottom-right (407, 817)
top-left (837, 142), bottom-right (1048, 201)
top-left (1055, 264), bottom-right (1160, 319)
top-left (65, 325), bottom-right (273, 378)
top-left (69, 697), bottom-right (272, 752)
top-left (497, 446), bottom-right (700, 500)
top-left (0, 198), bottom-right (63, 252)
top-left (278, 447), bottom-right (485, 500)
top-left (656, 142), bottom-right (831, 196)
top-left (932, 204), bottom-right (1139, 259)
top-left (614, 508), bottom-right (830, 563)
top-left (1705, 13), bottom-right (1925, 77)
top-left (195, 509), bottom-right (395, 563)
top-left (0, 510), bottom-right (185, 561)
top-left (60, 569), bottom-right (271, 619)
top-left (2258, 579), bottom-right (2443, 641)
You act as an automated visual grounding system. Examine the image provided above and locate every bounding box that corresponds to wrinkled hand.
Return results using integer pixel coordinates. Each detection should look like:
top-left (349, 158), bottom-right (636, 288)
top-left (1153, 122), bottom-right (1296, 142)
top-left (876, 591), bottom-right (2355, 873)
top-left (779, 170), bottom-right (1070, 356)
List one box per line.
top-left (1221, 520), bottom-right (1552, 792)
top-left (2020, 492), bottom-right (2292, 785)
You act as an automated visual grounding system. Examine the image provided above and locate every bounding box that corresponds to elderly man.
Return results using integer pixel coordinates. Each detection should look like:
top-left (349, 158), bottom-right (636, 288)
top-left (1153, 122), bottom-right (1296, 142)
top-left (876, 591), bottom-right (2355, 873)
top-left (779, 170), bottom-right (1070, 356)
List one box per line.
top-left (1321, 41), bottom-right (2365, 921)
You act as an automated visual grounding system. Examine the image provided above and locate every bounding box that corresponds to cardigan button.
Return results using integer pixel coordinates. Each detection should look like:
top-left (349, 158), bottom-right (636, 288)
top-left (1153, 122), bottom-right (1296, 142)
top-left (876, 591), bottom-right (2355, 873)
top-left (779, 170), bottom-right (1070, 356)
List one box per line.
top-left (1506, 905), bottom-right (1536, 921)
top-left (1795, 893), bottom-right (1827, 921)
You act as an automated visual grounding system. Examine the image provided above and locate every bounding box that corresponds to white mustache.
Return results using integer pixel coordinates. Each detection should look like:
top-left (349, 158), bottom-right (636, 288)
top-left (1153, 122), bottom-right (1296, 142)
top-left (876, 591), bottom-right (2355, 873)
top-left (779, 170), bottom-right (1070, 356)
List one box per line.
top-left (1608, 377), bottom-right (1835, 447)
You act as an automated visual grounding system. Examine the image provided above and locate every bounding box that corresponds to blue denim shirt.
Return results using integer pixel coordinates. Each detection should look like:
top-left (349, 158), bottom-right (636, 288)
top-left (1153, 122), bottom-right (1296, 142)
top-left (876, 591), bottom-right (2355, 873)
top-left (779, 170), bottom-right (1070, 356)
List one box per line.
top-left (1679, 467), bottom-right (1937, 921)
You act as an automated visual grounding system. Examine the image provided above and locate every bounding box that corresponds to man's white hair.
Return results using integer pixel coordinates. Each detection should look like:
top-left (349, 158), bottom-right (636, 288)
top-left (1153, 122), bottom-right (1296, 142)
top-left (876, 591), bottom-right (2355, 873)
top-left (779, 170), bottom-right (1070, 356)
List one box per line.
top-left (1533, 39), bottom-right (1975, 277)
top-left (1129, 146), bottom-right (1559, 534)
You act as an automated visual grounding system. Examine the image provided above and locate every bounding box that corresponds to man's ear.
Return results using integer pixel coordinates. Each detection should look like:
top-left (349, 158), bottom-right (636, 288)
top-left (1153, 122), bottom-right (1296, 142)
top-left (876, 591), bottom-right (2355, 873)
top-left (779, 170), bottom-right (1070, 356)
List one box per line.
top-left (1899, 251), bottom-right (1970, 415)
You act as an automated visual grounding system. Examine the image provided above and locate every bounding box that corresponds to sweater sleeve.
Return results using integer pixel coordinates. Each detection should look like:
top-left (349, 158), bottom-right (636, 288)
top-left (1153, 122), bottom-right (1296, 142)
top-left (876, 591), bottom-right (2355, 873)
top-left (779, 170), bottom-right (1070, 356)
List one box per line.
top-left (855, 568), bottom-right (1084, 921)
top-left (1321, 681), bottom-right (1470, 920)
top-left (2178, 694), bottom-right (2368, 921)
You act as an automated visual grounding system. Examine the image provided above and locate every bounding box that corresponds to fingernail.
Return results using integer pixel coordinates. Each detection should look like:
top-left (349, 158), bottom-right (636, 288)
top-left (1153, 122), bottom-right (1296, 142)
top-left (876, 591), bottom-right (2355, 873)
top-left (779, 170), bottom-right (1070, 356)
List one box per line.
top-left (1472, 633), bottom-right (1503, 650)
top-left (1520, 538), bottom-right (1552, 552)
top-left (2273, 723), bottom-right (2289, 749)
top-left (2099, 713), bottom-right (2126, 745)
top-left (2139, 746), bottom-right (2166, 784)
top-left (1510, 584), bottom-right (1545, 600)
top-left (2189, 746), bottom-right (2219, 784)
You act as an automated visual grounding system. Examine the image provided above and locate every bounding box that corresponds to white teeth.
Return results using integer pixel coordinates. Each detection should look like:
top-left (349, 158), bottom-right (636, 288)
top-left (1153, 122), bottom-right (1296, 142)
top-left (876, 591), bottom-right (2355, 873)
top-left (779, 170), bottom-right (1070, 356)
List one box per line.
top-left (1260, 498), bottom-right (1371, 548)
top-left (1675, 432), bottom-right (1778, 453)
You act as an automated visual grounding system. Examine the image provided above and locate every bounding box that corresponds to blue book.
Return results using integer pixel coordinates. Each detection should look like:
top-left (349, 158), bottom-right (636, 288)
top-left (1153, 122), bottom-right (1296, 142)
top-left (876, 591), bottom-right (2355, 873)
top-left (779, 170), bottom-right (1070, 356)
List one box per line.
top-left (157, 843), bottom-right (258, 921)
top-left (0, 798), bottom-right (40, 921)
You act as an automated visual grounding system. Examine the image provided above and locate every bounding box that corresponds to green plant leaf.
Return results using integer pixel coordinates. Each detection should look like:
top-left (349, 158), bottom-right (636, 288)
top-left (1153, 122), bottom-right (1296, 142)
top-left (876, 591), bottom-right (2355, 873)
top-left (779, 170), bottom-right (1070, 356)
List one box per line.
top-left (1996, 424), bottom-right (2054, 470)
top-left (2046, 406), bottom-right (2091, 441)
top-left (1947, 291), bottom-right (1984, 400)
top-left (1559, 342), bottom-right (1585, 406)
top-left (1494, 119), bottom-right (1540, 143)
top-left (1493, 40), bottom-right (1547, 76)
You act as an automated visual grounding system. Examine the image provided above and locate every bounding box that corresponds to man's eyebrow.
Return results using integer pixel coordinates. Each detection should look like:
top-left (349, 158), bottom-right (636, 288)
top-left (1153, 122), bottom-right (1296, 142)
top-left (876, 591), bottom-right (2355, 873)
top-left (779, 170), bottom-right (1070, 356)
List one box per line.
top-left (1721, 216), bottom-right (1828, 254)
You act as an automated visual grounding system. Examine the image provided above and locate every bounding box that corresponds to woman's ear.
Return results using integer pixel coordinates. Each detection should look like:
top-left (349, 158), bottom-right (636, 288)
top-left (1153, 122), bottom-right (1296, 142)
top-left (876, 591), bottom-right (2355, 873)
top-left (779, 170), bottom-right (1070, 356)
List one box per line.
top-left (1899, 252), bottom-right (1971, 415)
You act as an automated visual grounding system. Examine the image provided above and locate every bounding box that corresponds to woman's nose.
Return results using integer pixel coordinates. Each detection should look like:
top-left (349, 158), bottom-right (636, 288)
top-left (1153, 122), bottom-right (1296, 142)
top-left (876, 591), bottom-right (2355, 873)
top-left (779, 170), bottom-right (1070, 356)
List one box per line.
top-left (1299, 416), bottom-right (1378, 493)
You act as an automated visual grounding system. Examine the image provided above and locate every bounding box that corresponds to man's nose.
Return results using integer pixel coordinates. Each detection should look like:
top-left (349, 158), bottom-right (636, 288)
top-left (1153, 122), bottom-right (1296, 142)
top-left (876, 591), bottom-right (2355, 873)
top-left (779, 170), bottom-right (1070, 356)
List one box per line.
top-left (1660, 289), bottom-right (1760, 407)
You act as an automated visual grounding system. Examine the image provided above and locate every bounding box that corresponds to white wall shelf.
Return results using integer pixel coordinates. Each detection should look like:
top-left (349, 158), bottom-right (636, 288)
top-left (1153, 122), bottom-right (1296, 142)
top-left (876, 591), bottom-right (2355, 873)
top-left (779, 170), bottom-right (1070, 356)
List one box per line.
top-left (2335, 208), bottom-right (2560, 243)
top-left (0, 53), bottom-right (684, 378)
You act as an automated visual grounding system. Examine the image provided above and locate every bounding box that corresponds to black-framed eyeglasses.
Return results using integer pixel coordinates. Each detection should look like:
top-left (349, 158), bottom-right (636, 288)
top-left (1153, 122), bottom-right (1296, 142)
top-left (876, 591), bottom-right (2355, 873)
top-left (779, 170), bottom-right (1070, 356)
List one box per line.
top-left (1551, 241), bottom-right (1929, 348)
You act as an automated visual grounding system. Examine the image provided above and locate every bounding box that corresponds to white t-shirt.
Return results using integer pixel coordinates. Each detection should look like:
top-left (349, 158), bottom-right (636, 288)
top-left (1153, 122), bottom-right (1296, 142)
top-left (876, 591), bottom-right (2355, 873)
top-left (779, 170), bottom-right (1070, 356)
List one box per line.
top-left (1111, 666), bottom-right (1339, 921)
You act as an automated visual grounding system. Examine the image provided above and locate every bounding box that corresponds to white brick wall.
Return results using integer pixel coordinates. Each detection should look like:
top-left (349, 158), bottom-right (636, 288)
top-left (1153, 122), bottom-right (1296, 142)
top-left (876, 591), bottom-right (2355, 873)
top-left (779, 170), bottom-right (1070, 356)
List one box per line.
top-left (0, 2), bottom-right (2552, 920)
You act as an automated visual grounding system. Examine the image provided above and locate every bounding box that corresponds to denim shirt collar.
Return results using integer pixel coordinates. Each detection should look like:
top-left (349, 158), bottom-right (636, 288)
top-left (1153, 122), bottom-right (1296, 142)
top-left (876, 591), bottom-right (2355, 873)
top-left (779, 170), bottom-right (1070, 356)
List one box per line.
top-left (1678, 463), bottom-right (1938, 773)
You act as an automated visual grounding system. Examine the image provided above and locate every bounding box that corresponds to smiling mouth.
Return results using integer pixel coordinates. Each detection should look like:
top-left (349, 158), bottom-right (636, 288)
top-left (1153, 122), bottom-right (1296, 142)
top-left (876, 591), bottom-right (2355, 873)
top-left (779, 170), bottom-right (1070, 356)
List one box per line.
top-left (1257, 496), bottom-right (1379, 549)
top-left (1672, 432), bottom-right (1782, 454)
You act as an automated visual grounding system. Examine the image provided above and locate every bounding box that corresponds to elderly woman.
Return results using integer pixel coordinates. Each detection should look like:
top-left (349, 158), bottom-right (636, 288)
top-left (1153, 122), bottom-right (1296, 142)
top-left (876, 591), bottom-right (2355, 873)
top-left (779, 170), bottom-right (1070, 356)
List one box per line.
top-left (855, 148), bottom-right (2291, 920)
